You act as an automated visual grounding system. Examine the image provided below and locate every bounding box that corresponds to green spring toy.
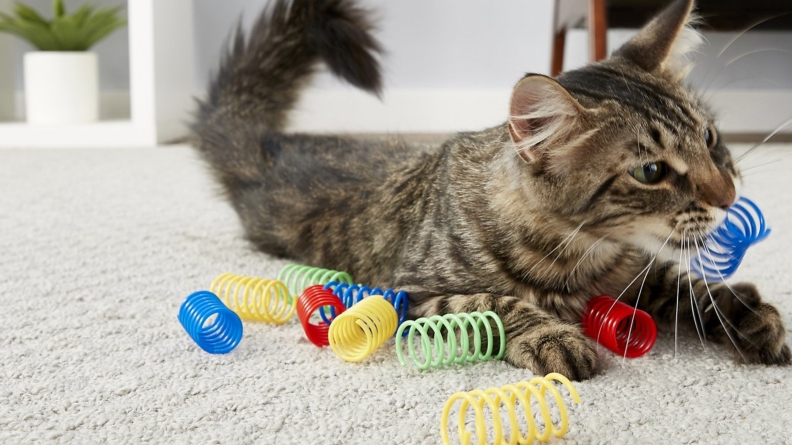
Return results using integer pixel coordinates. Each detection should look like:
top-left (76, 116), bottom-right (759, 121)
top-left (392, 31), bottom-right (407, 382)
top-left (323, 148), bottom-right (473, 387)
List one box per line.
top-left (395, 311), bottom-right (505, 370)
top-left (277, 264), bottom-right (353, 299)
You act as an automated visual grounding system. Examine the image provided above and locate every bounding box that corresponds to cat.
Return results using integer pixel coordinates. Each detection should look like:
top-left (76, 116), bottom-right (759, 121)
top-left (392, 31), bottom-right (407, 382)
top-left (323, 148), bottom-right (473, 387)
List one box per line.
top-left (192, 0), bottom-right (790, 379)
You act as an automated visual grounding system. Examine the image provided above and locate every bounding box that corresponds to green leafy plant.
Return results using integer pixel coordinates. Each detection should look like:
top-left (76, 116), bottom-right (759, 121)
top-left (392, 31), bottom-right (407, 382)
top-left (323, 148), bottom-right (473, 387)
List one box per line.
top-left (0, 0), bottom-right (126, 51)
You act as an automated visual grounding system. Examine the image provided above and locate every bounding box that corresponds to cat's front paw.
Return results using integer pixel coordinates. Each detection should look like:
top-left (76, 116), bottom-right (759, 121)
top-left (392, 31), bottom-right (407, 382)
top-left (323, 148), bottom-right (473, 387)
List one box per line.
top-left (711, 283), bottom-right (791, 366)
top-left (505, 323), bottom-right (596, 380)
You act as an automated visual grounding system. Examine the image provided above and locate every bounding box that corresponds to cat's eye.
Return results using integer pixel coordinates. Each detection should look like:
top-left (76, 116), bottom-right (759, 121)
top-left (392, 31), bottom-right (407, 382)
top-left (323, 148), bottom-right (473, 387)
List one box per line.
top-left (704, 127), bottom-right (716, 148)
top-left (629, 162), bottom-right (667, 185)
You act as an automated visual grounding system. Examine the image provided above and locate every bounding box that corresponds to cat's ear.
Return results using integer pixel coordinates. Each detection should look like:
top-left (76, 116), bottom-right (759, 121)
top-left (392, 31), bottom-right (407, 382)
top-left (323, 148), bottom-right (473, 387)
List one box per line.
top-left (614, 0), bottom-right (702, 80)
top-left (508, 74), bottom-right (587, 163)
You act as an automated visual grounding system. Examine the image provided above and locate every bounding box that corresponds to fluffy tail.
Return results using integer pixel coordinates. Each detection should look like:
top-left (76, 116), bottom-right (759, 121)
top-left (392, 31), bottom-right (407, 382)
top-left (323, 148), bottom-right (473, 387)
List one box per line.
top-left (192, 0), bottom-right (382, 188)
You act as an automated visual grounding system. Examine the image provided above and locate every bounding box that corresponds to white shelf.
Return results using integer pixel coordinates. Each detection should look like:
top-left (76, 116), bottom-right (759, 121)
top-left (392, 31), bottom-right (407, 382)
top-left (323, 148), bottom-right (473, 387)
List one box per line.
top-left (0, 0), bottom-right (195, 148)
top-left (0, 120), bottom-right (162, 148)
top-left (0, 0), bottom-right (13, 122)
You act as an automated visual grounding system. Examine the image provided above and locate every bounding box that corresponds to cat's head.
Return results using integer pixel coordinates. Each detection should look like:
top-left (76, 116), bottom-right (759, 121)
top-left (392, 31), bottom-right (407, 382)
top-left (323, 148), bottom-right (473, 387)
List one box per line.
top-left (507, 0), bottom-right (737, 258)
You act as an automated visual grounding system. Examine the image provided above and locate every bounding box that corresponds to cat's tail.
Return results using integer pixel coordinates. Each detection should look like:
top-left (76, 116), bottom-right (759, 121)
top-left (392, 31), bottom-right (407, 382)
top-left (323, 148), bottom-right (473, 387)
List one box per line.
top-left (192, 0), bottom-right (382, 187)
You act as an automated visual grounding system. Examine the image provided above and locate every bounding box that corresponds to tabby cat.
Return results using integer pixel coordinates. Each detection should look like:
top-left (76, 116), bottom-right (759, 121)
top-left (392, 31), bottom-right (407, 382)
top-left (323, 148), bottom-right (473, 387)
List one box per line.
top-left (193, 0), bottom-right (790, 379)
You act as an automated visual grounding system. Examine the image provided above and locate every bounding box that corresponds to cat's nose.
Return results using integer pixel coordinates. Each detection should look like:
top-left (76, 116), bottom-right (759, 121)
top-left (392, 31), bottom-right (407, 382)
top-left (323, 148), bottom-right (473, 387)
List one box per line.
top-left (717, 193), bottom-right (735, 211)
top-left (699, 170), bottom-right (735, 212)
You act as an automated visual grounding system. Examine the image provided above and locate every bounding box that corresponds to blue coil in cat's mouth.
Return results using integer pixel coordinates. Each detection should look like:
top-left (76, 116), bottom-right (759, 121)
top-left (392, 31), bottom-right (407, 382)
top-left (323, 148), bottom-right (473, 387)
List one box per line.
top-left (688, 197), bottom-right (770, 282)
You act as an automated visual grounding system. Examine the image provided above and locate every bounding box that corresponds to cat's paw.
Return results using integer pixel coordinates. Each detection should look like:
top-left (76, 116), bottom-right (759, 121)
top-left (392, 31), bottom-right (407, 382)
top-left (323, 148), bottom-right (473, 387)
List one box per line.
top-left (505, 323), bottom-right (597, 380)
top-left (711, 283), bottom-right (791, 366)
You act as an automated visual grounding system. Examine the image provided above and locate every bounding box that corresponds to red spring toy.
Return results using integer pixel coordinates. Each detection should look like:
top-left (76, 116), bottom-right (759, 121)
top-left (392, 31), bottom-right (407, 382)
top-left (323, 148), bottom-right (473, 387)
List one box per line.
top-left (297, 284), bottom-right (346, 347)
top-left (581, 295), bottom-right (657, 358)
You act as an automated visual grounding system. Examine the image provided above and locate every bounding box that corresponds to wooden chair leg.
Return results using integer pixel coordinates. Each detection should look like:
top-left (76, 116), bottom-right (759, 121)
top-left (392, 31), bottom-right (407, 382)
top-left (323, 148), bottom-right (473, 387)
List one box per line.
top-left (551, 28), bottom-right (566, 77)
top-left (588, 0), bottom-right (607, 62)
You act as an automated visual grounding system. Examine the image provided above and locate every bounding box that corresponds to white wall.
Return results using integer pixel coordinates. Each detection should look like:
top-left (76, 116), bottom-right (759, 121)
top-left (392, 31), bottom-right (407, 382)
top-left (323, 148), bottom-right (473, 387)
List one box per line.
top-left (3, 0), bottom-right (791, 133)
top-left (193, 0), bottom-right (792, 134)
top-left (193, 0), bottom-right (555, 92)
top-left (563, 29), bottom-right (792, 91)
top-left (563, 28), bottom-right (792, 134)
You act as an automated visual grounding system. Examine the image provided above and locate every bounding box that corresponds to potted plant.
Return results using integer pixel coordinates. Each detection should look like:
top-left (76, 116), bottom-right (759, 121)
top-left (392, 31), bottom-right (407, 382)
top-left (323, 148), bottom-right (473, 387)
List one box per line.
top-left (0, 0), bottom-right (126, 124)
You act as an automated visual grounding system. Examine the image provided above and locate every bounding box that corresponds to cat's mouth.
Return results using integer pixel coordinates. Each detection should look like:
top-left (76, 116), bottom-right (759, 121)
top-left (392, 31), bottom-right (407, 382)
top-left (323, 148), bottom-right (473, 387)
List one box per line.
top-left (664, 206), bottom-right (729, 254)
top-left (628, 207), bottom-right (727, 262)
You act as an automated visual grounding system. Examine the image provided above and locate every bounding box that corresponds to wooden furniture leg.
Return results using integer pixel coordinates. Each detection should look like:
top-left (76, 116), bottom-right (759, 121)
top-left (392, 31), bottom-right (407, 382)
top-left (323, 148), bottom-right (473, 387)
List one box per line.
top-left (551, 27), bottom-right (567, 77)
top-left (588, 0), bottom-right (607, 62)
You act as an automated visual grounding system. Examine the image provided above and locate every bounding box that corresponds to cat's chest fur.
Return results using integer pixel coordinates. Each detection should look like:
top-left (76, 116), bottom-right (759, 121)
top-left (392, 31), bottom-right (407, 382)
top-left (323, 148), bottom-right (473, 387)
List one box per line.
top-left (389, 129), bottom-right (649, 321)
top-left (395, 218), bottom-right (645, 321)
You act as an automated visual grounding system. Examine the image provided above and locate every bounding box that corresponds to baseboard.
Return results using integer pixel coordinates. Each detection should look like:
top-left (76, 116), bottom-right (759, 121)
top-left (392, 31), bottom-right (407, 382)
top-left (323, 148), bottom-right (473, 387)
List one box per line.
top-left (722, 133), bottom-right (792, 143)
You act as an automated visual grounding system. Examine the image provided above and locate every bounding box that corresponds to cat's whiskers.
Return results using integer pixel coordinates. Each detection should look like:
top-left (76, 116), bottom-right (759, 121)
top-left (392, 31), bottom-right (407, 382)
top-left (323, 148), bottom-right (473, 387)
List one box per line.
top-left (699, 14), bottom-right (791, 92)
top-left (547, 221), bottom-right (588, 280)
top-left (564, 233), bottom-right (610, 292)
top-left (685, 234), bottom-right (707, 347)
top-left (738, 157), bottom-right (785, 174)
top-left (674, 228), bottom-right (686, 360)
top-left (696, 233), bottom-right (759, 316)
top-left (702, 76), bottom-right (784, 102)
top-left (621, 226), bottom-right (678, 362)
top-left (523, 222), bottom-right (585, 281)
top-left (594, 225), bottom-right (675, 350)
top-left (715, 14), bottom-right (790, 60)
top-left (596, 262), bottom-right (652, 346)
top-left (692, 235), bottom-right (749, 362)
top-left (734, 115), bottom-right (792, 165)
top-left (723, 48), bottom-right (792, 69)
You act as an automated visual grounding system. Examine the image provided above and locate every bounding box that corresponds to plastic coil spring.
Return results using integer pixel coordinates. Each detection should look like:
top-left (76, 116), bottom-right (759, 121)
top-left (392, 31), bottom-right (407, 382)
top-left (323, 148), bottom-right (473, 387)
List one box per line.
top-left (328, 295), bottom-right (398, 362)
top-left (278, 264), bottom-right (353, 299)
top-left (394, 312), bottom-right (505, 370)
top-left (441, 373), bottom-right (580, 445)
top-left (178, 290), bottom-right (243, 354)
top-left (296, 285), bottom-right (347, 347)
top-left (582, 295), bottom-right (656, 358)
top-left (210, 273), bottom-right (294, 324)
top-left (690, 196), bottom-right (770, 282)
top-left (320, 281), bottom-right (409, 326)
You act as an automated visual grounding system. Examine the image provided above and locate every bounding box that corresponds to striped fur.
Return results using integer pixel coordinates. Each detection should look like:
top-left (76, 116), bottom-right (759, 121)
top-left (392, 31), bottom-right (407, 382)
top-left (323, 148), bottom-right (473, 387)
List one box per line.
top-left (192, 0), bottom-right (789, 379)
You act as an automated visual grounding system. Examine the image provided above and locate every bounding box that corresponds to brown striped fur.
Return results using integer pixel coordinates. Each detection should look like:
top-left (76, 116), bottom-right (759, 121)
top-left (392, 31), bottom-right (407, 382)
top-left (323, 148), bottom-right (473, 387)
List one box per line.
top-left (192, 0), bottom-right (790, 379)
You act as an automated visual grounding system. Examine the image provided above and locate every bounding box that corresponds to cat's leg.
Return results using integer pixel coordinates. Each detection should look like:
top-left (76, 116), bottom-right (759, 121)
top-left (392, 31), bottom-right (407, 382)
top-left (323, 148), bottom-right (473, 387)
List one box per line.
top-left (637, 262), bottom-right (790, 365)
top-left (408, 291), bottom-right (597, 380)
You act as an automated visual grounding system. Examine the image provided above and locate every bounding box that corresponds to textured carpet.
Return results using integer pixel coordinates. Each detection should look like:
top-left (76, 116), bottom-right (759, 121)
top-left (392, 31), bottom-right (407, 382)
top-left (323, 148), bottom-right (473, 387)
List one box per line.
top-left (1, 145), bottom-right (791, 445)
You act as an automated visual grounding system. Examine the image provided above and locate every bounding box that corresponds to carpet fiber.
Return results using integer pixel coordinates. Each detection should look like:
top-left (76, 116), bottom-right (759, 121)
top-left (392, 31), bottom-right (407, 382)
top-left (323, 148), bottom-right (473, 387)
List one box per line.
top-left (1, 145), bottom-right (790, 444)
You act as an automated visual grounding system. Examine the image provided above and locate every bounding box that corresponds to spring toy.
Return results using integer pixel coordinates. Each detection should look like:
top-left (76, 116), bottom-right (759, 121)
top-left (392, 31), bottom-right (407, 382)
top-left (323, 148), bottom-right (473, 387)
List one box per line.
top-left (582, 295), bottom-right (656, 358)
top-left (278, 264), bottom-right (353, 299)
top-left (209, 273), bottom-right (294, 324)
top-left (320, 281), bottom-right (409, 326)
top-left (440, 373), bottom-right (580, 445)
top-left (328, 295), bottom-right (398, 362)
top-left (395, 312), bottom-right (505, 370)
top-left (689, 196), bottom-right (770, 282)
top-left (178, 291), bottom-right (243, 354)
top-left (296, 285), bottom-right (347, 347)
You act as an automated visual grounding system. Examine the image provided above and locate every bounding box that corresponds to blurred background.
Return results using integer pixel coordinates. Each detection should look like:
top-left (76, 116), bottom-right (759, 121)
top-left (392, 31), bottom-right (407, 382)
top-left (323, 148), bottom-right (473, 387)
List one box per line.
top-left (0, 0), bottom-right (790, 146)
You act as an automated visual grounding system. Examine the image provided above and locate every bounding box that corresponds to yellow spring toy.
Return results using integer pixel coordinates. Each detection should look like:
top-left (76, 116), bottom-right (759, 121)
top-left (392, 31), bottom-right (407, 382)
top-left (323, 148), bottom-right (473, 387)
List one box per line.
top-left (328, 295), bottom-right (398, 362)
top-left (210, 273), bottom-right (294, 324)
top-left (440, 373), bottom-right (580, 445)
top-left (278, 264), bottom-right (354, 298)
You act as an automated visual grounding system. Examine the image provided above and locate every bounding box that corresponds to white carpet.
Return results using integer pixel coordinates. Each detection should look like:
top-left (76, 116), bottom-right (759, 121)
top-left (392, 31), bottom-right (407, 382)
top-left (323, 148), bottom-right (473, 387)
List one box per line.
top-left (1, 145), bottom-right (791, 445)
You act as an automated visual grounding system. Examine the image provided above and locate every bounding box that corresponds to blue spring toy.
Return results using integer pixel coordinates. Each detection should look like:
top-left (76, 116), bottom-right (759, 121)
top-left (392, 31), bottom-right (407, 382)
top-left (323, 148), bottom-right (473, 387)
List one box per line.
top-left (178, 290), bottom-right (243, 354)
top-left (319, 281), bottom-right (408, 326)
top-left (690, 197), bottom-right (770, 282)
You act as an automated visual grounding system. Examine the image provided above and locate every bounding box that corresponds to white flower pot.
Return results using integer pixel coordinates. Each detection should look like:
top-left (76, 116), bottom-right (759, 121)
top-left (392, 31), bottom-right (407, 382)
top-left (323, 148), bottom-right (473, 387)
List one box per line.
top-left (24, 52), bottom-right (99, 125)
